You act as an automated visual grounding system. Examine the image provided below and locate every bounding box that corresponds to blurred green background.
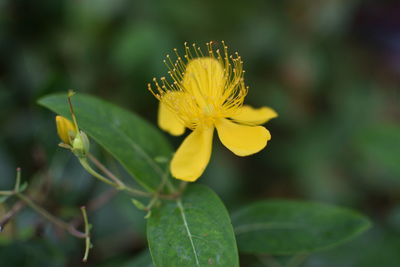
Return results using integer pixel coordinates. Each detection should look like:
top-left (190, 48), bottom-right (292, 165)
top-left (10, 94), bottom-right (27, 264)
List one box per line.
top-left (0, 0), bottom-right (399, 266)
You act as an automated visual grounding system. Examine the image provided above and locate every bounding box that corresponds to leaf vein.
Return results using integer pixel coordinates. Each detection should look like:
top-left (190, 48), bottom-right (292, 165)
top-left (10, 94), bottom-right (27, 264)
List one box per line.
top-left (177, 199), bottom-right (200, 267)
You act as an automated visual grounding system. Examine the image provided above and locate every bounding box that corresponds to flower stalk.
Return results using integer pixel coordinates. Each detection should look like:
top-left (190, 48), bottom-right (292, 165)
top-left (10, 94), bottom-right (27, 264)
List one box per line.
top-left (81, 206), bottom-right (91, 262)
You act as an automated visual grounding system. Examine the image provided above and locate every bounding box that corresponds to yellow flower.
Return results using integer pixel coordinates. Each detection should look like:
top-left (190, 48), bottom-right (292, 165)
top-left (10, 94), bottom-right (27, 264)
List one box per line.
top-left (149, 42), bottom-right (277, 182)
top-left (55, 115), bottom-right (76, 145)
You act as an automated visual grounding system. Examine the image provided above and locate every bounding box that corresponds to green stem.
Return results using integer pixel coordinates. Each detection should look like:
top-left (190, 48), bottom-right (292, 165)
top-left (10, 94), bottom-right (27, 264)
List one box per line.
top-left (88, 153), bottom-right (124, 187)
top-left (0, 191), bottom-right (14, 196)
top-left (0, 167), bottom-right (23, 196)
top-left (80, 206), bottom-right (91, 262)
top-left (122, 186), bottom-right (152, 197)
top-left (79, 158), bottom-right (118, 187)
top-left (179, 181), bottom-right (188, 193)
top-left (14, 167), bottom-right (21, 191)
top-left (16, 193), bottom-right (86, 238)
top-left (154, 165), bottom-right (177, 198)
top-left (165, 179), bottom-right (176, 193)
top-left (79, 158), bottom-right (152, 197)
top-left (67, 90), bottom-right (80, 131)
top-left (158, 163), bottom-right (176, 194)
top-left (145, 196), bottom-right (159, 211)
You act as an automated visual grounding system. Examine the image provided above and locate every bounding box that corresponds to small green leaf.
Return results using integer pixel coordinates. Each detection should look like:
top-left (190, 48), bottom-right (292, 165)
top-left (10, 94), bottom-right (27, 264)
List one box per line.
top-left (38, 93), bottom-right (173, 191)
top-left (232, 200), bottom-right (371, 255)
top-left (18, 182), bottom-right (28, 193)
top-left (0, 195), bottom-right (10, 203)
top-left (147, 184), bottom-right (239, 267)
top-left (144, 210), bottom-right (152, 219)
top-left (131, 198), bottom-right (146, 210)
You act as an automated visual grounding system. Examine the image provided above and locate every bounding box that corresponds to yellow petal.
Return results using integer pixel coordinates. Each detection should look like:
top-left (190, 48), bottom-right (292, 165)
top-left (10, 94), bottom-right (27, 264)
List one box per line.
top-left (231, 105), bottom-right (278, 125)
top-left (182, 57), bottom-right (225, 107)
top-left (171, 126), bottom-right (214, 182)
top-left (55, 116), bottom-right (76, 145)
top-left (158, 93), bottom-right (185, 136)
top-left (215, 119), bottom-right (270, 156)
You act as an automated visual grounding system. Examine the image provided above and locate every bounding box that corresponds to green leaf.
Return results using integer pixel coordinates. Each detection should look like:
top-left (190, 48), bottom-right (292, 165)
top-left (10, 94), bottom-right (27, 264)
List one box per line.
top-left (131, 198), bottom-right (146, 210)
top-left (38, 93), bottom-right (173, 191)
top-left (147, 184), bottom-right (239, 267)
top-left (0, 195), bottom-right (10, 203)
top-left (232, 200), bottom-right (371, 255)
top-left (18, 182), bottom-right (28, 193)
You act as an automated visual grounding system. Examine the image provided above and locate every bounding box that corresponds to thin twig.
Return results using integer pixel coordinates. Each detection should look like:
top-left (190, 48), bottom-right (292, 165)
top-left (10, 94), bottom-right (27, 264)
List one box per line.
top-left (142, 163), bottom-right (182, 214)
top-left (0, 167), bottom-right (51, 232)
top-left (79, 158), bottom-right (117, 187)
top-left (0, 201), bottom-right (25, 231)
top-left (15, 193), bottom-right (87, 239)
top-left (81, 206), bottom-right (91, 262)
top-left (14, 167), bottom-right (21, 191)
top-left (87, 153), bottom-right (152, 197)
top-left (80, 156), bottom-right (152, 198)
top-left (88, 153), bottom-right (124, 187)
top-left (67, 90), bottom-right (80, 131)
top-left (0, 191), bottom-right (14, 196)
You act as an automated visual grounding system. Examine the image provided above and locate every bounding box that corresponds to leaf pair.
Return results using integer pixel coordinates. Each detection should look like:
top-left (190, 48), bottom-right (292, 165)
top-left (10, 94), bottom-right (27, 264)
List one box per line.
top-left (39, 94), bottom-right (371, 267)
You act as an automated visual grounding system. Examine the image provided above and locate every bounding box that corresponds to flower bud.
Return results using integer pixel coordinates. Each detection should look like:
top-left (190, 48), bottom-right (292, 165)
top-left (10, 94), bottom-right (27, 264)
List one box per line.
top-left (56, 116), bottom-right (76, 145)
top-left (72, 131), bottom-right (90, 158)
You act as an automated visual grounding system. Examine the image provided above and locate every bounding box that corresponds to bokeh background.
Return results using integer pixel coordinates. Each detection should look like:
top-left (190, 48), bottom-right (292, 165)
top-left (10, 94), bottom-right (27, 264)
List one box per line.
top-left (1, 0), bottom-right (399, 266)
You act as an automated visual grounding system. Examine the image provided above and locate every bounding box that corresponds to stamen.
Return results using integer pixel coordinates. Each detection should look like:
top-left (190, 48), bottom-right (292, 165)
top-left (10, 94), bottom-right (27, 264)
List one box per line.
top-left (148, 41), bottom-right (248, 128)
